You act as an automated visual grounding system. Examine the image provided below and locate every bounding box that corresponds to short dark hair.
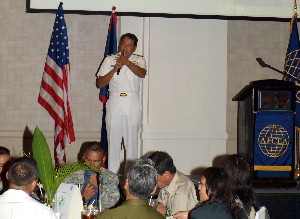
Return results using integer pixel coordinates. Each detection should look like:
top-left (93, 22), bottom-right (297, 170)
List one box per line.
top-left (8, 157), bottom-right (38, 186)
top-left (148, 151), bottom-right (176, 175)
top-left (119, 33), bottom-right (138, 47)
top-left (127, 159), bottom-right (157, 199)
top-left (85, 141), bottom-right (105, 154)
top-left (0, 146), bottom-right (10, 155)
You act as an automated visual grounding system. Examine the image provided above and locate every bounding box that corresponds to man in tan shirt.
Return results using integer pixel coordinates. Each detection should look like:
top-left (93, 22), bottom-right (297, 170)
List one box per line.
top-left (148, 151), bottom-right (198, 216)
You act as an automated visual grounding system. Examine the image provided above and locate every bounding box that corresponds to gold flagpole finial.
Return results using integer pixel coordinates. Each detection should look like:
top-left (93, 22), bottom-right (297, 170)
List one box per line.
top-left (295, 0), bottom-right (298, 14)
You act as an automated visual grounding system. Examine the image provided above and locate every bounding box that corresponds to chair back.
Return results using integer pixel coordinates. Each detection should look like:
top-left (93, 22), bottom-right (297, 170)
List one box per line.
top-left (254, 206), bottom-right (270, 219)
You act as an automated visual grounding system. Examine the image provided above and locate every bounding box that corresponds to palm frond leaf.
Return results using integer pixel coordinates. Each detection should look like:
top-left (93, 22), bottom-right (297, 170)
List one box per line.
top-left (51, 162), bottom-right (101, 202)
top-left (54, 162), bottom-right (100, 183)
top-left (32, 126), bottom-right (54, 202)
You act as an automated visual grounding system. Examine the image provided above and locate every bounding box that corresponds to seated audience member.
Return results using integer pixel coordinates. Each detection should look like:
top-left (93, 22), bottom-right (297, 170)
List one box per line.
top-left (0, 157), bottom-right (57, 219)
top-left (223, 154), bottom-right (258, 219)
top-left (96, 159), bottom-right (165, 219)
top-left (148, 151), bottom-right (198, 215)
top-left (189, 167), bottom-right (246, 219)
top-left (0, 146), bottom-right (11, 194)
top-left (64, 141), bottom-right (120, 209)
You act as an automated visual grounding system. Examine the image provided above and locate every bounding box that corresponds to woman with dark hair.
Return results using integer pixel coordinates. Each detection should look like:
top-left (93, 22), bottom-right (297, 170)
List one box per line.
top-left (223, 154), bottom-right (258, 219)
top-left (189, 167), bottom-right (246, 219)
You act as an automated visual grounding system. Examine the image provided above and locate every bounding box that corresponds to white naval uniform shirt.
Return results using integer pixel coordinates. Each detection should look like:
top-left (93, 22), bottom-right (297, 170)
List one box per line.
top-left (96, 53), bottom-right (146, 92)
top-left (0, 189), bottom-right (58, 219)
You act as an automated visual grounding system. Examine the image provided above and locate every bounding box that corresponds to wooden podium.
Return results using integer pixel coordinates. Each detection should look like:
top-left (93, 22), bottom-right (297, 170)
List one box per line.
top-left (233, 79), bottom-right (299, 187)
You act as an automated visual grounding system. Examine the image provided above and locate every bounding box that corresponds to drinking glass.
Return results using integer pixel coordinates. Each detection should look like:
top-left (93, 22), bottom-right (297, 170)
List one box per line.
top-left (148, 195), bottom-right (158, 208)
top-left (81, 210), bottom-right (95, 219)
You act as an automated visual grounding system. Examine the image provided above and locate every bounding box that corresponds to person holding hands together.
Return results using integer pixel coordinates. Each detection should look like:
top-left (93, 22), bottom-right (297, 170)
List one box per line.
top-left (96, 33), bottom-right (147, 174)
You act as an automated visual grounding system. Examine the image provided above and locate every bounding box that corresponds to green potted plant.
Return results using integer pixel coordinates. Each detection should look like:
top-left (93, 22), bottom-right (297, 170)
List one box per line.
top-left (32, 126), bottom-right (99, 206)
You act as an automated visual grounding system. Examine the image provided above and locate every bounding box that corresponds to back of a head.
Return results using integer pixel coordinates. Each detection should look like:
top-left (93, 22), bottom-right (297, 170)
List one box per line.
top-left (223, 154), bottom-right (257, 215)
top-left (8, 157), bottom-right (38, 187)
top-left (223, 154), bottom-right (251, 188)
top-left (148, 151), bottom-right (176, 175)
top-left (127, 159), bottom-right (157, 199)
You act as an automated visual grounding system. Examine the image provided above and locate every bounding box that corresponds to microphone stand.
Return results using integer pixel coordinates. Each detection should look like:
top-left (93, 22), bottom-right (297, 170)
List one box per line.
top-left (97, 172), bottom-right (102, 212)
top-left (256, 57), bottom-right (284, 75)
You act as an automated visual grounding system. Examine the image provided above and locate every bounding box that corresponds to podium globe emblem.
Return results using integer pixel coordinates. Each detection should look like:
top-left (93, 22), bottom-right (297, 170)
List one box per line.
top-left (258, 124), bottom-right (289, 158)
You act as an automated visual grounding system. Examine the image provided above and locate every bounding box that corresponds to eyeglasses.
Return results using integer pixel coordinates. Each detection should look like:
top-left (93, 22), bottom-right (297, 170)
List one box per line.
top-left (197, 181), bottom-right (205, 189)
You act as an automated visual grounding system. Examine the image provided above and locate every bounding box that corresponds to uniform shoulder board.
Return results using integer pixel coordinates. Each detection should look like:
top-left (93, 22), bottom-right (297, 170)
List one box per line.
top-left (107, 53), bottom-right (118, 57)
top-left (133, 53), bottom-right (144, 57)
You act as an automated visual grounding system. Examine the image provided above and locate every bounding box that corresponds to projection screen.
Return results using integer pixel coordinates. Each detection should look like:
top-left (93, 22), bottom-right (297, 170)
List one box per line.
top-left (27, 0), bottom-right (296, 19)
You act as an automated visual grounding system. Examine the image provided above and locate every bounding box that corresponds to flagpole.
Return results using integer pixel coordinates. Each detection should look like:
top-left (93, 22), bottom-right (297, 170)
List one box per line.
top-left (293, 0), bottom-right (300, 181)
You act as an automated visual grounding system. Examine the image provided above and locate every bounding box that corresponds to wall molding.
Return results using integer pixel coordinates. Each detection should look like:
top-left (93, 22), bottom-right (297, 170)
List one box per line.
top-left (0, 130), bottom-right (100, 139)
top-left (142, 132), bottom-right (228, 140)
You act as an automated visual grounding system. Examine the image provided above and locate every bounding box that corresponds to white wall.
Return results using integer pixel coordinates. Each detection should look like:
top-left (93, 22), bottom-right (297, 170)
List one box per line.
top-left (121, 17), bottom-right (228, 174)
top-left (0, 1), bottom-right (228, 174)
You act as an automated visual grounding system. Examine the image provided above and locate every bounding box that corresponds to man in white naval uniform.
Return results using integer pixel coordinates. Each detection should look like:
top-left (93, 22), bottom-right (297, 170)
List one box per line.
top-left (96, 33), bottom-right (147, 174)
top-left (0, 157), bottom-right (57, 219)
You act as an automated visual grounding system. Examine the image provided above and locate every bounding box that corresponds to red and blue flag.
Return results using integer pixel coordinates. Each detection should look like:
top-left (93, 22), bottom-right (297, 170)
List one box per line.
top-left (99, 7), bottom-right (117, 168)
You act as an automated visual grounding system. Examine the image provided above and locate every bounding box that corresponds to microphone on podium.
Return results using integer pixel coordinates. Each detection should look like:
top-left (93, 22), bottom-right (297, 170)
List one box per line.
top-left (256, 57), bottom-right (284, 75)
top-left (256, 57), bottom-right (267, 67)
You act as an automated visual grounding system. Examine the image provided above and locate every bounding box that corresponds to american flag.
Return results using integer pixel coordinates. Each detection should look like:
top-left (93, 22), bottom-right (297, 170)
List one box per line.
top-left (38, 2), bottom-right (75, 166)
